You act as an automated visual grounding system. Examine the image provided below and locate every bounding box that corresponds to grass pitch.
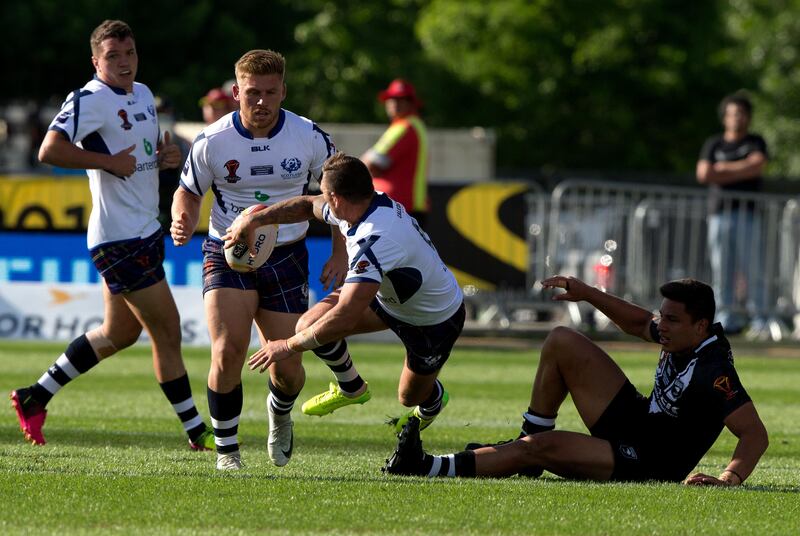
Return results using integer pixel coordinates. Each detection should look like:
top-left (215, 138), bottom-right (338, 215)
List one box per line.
top-left (0, 339), bottom-right (798, 534)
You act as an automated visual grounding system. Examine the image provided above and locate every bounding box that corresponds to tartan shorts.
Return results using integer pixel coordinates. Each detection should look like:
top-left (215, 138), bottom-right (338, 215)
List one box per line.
top-left (202, 237), bottom-right (309, 313)
top-left (90, 229), bottom-right (166, 295)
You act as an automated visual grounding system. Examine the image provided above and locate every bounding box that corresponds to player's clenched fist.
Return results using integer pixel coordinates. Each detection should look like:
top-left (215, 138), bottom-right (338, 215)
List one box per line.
top-left (107, 144), bottom-right (137, 177)
top-left (157, 131), bottom-right (181, 169)
top-left (171, 211), bottom-right (191, 246)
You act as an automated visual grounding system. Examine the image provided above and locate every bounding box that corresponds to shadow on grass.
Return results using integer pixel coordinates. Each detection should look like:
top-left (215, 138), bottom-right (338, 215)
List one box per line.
top-left (0, 424), bottom-right (397, 452)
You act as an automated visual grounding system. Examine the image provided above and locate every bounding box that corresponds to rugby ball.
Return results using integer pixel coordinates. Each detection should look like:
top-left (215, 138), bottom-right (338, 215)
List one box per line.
top-left (224, 205), bottom-right (278, 273)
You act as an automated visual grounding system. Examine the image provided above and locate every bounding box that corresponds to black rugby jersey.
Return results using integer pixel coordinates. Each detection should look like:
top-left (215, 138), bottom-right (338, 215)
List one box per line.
top-left (644, 322), bottom-right (751, 478)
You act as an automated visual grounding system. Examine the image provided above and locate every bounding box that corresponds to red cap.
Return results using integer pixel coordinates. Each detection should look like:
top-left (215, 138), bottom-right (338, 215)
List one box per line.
top-left (378, 79), bottom-right (421, 106)
top-left (199, 88), bottom-right (233, 107)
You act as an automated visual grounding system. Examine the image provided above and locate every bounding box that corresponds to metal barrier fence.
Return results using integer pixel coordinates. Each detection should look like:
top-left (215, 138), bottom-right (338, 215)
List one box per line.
top-left (471, 179), bottom-right (800, 340)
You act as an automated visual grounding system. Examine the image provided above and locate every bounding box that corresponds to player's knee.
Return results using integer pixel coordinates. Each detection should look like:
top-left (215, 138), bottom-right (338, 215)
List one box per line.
top-left (519, 432), bottom-right (558, 464)
top-left (211, 340), bottom-right (247, 373)
top-left (271, 363), bottom-right (305, 394)
top-left (542, 326), bottom-right (581, 356)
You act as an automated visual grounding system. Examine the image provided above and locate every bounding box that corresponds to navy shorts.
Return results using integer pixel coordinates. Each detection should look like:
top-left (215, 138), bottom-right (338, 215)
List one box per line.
top-left (370, 301), bottom-right (466, 374)
top-left (202, 237), bottom-right (309, 314)
top-left (590, 380), bottom-right (685, 482)
top-left (90, 229), bottom-right (166, 295)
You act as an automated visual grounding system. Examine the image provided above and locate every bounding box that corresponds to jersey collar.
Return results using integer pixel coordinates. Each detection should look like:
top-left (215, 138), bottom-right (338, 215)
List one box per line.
top-left (232, 109), bottom-right (286, 140)
top-left (346, 193), bottom-right (393, 236)
top-left (93, 74), bottom-right (129, 95)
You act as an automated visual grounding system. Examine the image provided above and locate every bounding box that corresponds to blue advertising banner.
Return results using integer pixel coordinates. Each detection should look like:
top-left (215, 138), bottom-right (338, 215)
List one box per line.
top-left (0, 232), bottom-right (334, 302)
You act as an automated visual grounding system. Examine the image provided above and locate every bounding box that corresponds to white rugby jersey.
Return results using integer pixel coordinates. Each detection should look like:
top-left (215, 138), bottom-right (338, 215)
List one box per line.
top-left (47, 76), bottom-right (162, 248)
top-left (323, 193), bottom-right (463, 325)
top-left (180, 110), bottom-right (335, 243)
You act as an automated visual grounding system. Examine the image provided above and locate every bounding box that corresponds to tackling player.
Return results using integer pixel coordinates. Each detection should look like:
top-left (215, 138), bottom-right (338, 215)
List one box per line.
top-left (171, 50), bottom-right (346, 470)
top-left (383, 276), bottom-right (768, 486)
top-left (10, 20), bottom-right (214, 451)
top-left (224, 152), bottom-right (465, 445)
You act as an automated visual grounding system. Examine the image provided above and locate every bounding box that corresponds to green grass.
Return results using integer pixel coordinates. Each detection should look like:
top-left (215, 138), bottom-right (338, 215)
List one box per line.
top-left (1, 340), bottom-right (798, 535)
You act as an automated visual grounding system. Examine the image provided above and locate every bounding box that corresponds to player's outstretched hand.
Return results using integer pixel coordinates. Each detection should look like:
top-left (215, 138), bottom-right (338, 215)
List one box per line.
top-left (108, 144), bottom-right (136, 177)
top-left (222, 213), bottom-right (256, 256)
top-left (683, 472), bottom-right (738, 487)
top-left (157, 131), bottom-right (182, 170)
top-left (248, 340), bottom-right (294, 373)
top-left (320, 247), bottom-right (348, 291)
top-left (170, 211), bottom-right (191, 246)
top-left (540, 275), bottom-right (591, 302)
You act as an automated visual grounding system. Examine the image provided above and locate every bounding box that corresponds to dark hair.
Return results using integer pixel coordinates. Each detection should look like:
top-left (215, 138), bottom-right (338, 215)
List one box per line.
top-left (659, 279), bottom-right (715, 325)
top-left (90, 20), bottom-right (134, 55)
top-left (321, 152), bottom-right (374, 201)
top-left (718, 91), bottom-right (753, 121)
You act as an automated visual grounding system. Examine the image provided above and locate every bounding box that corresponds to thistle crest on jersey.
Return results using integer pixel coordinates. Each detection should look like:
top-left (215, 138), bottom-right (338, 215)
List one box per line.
top-left (224, 160), bottom-right (241, 183)
top-left (280, 157), bottom-right (302, 178)
top-left (118, 109), bottom-right (132, 130)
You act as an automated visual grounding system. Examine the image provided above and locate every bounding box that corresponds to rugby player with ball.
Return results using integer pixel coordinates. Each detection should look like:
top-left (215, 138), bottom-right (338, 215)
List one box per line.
top-left (171, 50), bottom-right (345, 470)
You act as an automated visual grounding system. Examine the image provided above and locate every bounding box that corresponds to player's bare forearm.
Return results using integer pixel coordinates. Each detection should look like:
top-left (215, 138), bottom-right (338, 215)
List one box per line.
top-left (170, 187), bottom-right (202, 245)
top-left (39, 130), bottom-right (114, 170)
top-left (721, 402), bottom-right (769, 484)
top-left (542, 276), bottom-right (654, 340)
top-left (252, 195), bottom-right (323, 226)
top-left (290, 282), bottom-right (379, 350)
top-left (320, 229), bottom-right (347, 290)
top-left (700, 153), bottom-right (766, 185)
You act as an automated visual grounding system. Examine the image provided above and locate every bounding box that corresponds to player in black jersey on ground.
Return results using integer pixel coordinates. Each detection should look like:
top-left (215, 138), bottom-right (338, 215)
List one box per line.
top-left (384, 276), bottom-right (768, 486)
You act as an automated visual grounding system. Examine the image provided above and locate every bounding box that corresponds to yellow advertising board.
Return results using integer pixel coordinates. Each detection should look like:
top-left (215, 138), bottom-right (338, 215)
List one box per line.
top-left (0, 175), bottom-right (213, 231)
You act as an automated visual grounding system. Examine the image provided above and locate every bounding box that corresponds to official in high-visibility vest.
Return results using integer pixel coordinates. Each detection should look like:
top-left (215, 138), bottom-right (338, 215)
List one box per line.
top-left (362, 79), bottom-right (429, 227)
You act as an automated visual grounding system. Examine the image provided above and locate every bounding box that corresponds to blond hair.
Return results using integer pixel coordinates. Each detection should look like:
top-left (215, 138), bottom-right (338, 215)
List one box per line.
top-left (235, 49), bottom-right (285, 83)
top-left (90, 20), bottom-right (134, 55)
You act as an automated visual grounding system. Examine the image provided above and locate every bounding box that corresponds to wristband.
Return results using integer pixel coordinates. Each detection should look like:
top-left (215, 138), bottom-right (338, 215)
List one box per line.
top-left (286, 327), bottom-right (322, 352)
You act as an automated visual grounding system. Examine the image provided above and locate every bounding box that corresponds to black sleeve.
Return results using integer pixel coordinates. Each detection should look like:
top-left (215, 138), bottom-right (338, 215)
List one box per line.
top-left (698, 136), bottom-right (718, 162)
top-left (752, 134), bottom-right (769, 159)
top-left (703, 361), bottom-right (752, 420)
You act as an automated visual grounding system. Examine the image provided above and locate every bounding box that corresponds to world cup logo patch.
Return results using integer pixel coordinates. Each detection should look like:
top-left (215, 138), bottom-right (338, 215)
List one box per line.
top-left (224, 159), bottom-right (241, 183)
top-left (118, 109), bottom-right (133, 130)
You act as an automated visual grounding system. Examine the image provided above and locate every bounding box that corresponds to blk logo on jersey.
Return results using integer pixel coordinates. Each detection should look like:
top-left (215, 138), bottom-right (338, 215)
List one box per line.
top-left (224, 160), bottom-right (241, 183)
top-left (251, 145), bottom-right (270, 152)
top-left (280, 157), bottom-right (302, 179)
top-left (134, 112), bottom-right (147, 122)
top-left (118, 109), bottom-right (133, 130)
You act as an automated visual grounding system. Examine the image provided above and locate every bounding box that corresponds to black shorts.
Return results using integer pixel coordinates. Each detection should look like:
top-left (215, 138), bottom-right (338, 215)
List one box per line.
top-left (590, 380), bottom-right (685, 482)
top-left (202, 237), bottom-right (309, 314)
top-left (90, 229), bottom-right (166, 295)
top-left (370, 301), bottom-right (465, 374)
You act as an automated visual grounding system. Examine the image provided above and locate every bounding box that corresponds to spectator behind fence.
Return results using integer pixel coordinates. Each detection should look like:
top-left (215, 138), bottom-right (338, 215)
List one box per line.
top-left (361, 79), bottom-right (429, 227)
top-left (696, 92), bottom-right (768, 335)
top-left (199, 87), bottom-right (236, 125)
